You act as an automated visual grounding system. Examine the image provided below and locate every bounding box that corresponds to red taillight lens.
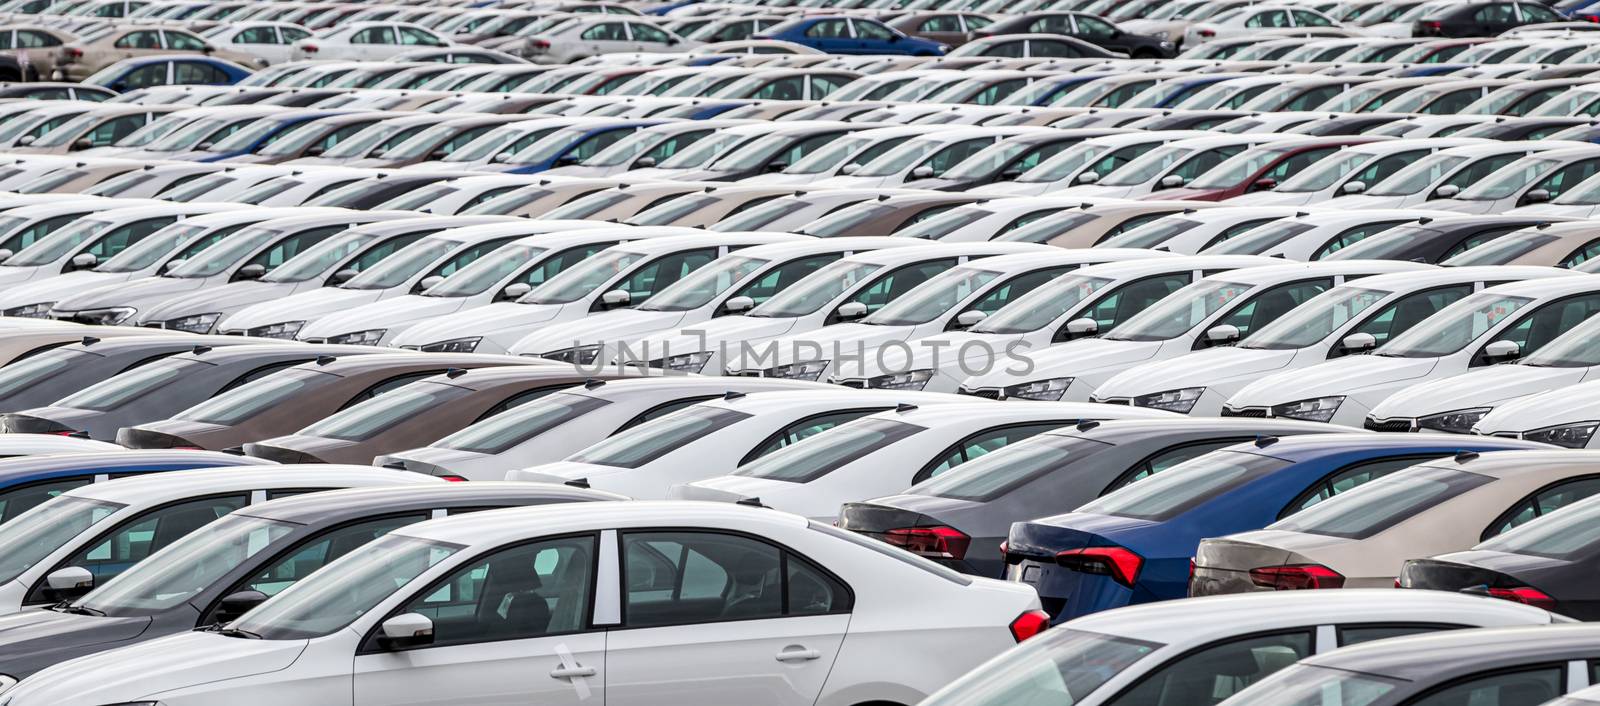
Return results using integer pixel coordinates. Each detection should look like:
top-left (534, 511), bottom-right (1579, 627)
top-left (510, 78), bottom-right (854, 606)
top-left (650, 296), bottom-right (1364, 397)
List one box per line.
top-left (1199, 29), bottom-right (1215, 37)
top-left (439, 475), bottom-right (468, 482)
top-left (1487, 586), bottom-right (1556, 611)
top-left (884, 526), bottom-right (970, 560)
top-left (1422, 21), bottom-right (1442, 32)
top-left (1249, 564), bottom-right (1346, 590)
top-left (532, 39), bottom-right (551, 49)
top-left (302, 43), bottom-right (318, 53)
top-left (1581, 13), bottom-right (1600, 22)
top-left (65, 47), bottom-right (82, 58)
top-left (1009, 610), bottom-right (1051, 643)
top-left (1056, 547), bottom-right (1143, 587)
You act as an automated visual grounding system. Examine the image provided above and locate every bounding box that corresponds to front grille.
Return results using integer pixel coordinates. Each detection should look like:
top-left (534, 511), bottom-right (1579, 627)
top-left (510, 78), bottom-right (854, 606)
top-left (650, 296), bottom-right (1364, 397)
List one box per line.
top-left (1363, 417), bottom-right (1414, 433)
top-left (1222, 406), bottom-right (1268, 418)
top-left (1099, 398), bottom-right (1132, 406)
top-left (1491, 432), bottom-right (1522, 439)
top-left (141, 322), bottom-right (165, 329)
top-left (959, 388), bottom-right (1001, 399)
top-left (836, 379), bottom-right (867, 389)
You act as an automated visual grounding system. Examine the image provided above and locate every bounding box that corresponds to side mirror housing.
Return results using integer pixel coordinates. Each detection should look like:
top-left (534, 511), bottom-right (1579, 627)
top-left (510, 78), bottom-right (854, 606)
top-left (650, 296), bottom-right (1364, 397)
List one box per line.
top-left (1250, 178), bottom-right (1277, 192)
top-left (15, 135), bottom-right (34, 147)
top-left (417, 274), bottom-right (445, 291)
top-left (1341, 180), bottom-right (1366, 194)
top-left (235, 263), bottom-right (267, 281)
top-left (1522, 188), bottom-right (1552, 204)
top-left (1076, 171), bottom-right (1100, 184)
top-left (1340, 331), bottom-right (1377, 353)
top-left (1063, 317), bottom-right (1098, 339)
top-left (328, 268), bottom-right (358, 285)
top-left (765, 161), bottom-right (788, 173)
top-left (196, 141), bottom-right (214, 151)
top-left (600, 289), bottom-right (631, 308)
top-left (999, 167), bottom-right (1024, 180)
top-left (428, 149), bottom-right (449, 161)
top-left (839, 162), bottom-right (861, 175)
top-left (491, 152), bottom-right (511, 163)
top-left (1159, 174), bottom-right (1186, 188)
top-left (633, 156), bottom-right (657, 168)
top-left (378, 612), bottom-right (435, 650)
top-left (1203, 323), bottom-right (1240, 345)
top-left (953, 309), bottom-right (987, 329)
top-left (721, 295), bottom-right (754, 314)
top-left (834, 301), bottom-right (868, 321)
top-left (45, 566), bottom-right (94, 601)
top-left (71, 138), bottom-right (93, 151)
top-left (499, 281), bottom-right (533, 301)
top-left (1432, 184), bottom-right (1460, 199)
top-left (212, 589), bottom-right (268, 624)
top-left (0, 248), bottom-right (16, 262)
top-left (910, 165), bottom-right (935, 179)
top-left (1483, 339), bottom-right (1521, 361)
top-left (68, 252), bottom-right (97, 270)
top-left (162, 258), bottom-right (185, 272)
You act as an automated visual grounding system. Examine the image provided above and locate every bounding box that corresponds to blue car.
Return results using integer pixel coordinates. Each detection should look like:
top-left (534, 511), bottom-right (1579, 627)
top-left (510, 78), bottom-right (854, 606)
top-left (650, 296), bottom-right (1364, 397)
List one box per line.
top-left (85, 56), bottom-right (253, 93)
top-left (496, 119), bottom-right (669, 174)
top-left (0, 450), bottom-right (272, 524)
top-left (175, 109), bottom-right (357, 162)
top-left (1004, 433), bottom-right (1550, 623)
top-left (756, 16), bottom-right (947, 56)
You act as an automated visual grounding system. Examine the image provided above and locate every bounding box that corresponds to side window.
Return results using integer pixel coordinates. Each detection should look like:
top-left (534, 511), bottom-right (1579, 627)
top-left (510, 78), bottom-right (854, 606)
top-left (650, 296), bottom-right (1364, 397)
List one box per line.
top-left (730, 254), bottom-right (837, 308)
top-left (843, 258), bottom-right (955, 314)
top-left (1108, 631), bottom-right (1312, 706)
top-left (1439, 226), bottom-right (1523, 261)
top-left (986, 39), bottom-right (1028, 58)
top-left (341, 372), bottom-right (440, 409)
top-left (751, 77), bottom-right (804, 101)
top-left (398, 27), bottom-right (443, 46)
top-left (371, 535), bottom-right (596, 650)
top-left (1485, 293), bottom-right (1600, 365)
top-left (630, 23), bottom-right (670, 43)
top-left (1210, 278), bottom-right (1334, 344)
top-left (1074, 15), bottom-right (1119, 39)
top-left (998, 208), bottom-right (1067, 238)
top-left (1283, 456), bottom-right (1431, 517)
top-left (1441, 154), bottom-right (1521, 192)
top-left (1244, 10), bottom-right (1291, 27)
top-left (1169, 145), bottom-right (1247, 182)
top-left (121, 63), bottom-right (169, 89)
top-left (1484, 476), bottom-right (1600, 539)
top-left (1531, 158), bottom-right (1600, 201)
top-left (0, 477), bottom-right (94, 523)
top-left (87, 115), bottom-right (146, 147)
top-left (853, 20), bottom-right (895, 40)
top-left (174, 62), bottom-right (227, 85)
top-left (745, 410), bottom-right (881, 462)
top-left (1104, 440), bottom-right (1245, 494)
top-left (1561, 239), bottom-right (1600, 269)
top-left (163, 31), bottom-right (206, 51)
top-left (1472, 3), bottom-right (1518, 24)
top-left (1291, 9), bottom-right (1333, 25)
top-left (350, 26), bottom-right (397, 44)
top-left (234, 26), bottom-right (277, 44)
top-left (1337, 624), bottom-right (1463, 647)
top-left (345, 231), bottom-right (429, 273)
top-left (114, 30), bottom-right (162, 49)
top-left (30, 494), bottom-right (249, 604)
top-left (1030, 39), bottom-right (1082, 57)
top-left (804, 19), bottom-right (851, 38)
top-left (1342, 284), bottom-right (1472, 355)
top-left (581, 22), bottom-right (629, 41)
top-left (242, 225), bottom-right (347, 272)
top-left (1070, 273), bottom-right (1192, 338)
top-left (610, 248), bottom-right (719, 305)
top-left (920, 15), bottom-right (962, 31)
top-left (917, 422), bottom-right (1067, 484)
top-left (16, 30), bottom-right (61, 48)
top-left (1407, 667), bottom-right (1562, 706)
top-left (963, 265), bottom-right (1077, 322)
top-left (1312, 222), bottom-right (1406, 260)
top-left (622, 531), bottom-right (849, 627)
top-left (921, 138), bottom-right (996, 176)
top-left (811, 73), bottom-right (851, 99)
top-left (773, 133), bottom-right (841, 169)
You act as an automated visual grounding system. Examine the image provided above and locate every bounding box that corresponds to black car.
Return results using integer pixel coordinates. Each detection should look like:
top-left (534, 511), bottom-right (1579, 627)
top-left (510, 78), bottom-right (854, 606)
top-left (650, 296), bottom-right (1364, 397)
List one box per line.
top-left (0, 335), bottom-right (275, 412)
top-left (1325, 216), bottom-right (1574, 264)
top-left (1455, 116), bottom-right (1596, 140)
top-left (977, 11), bottom-right (1176, 58)
top-left (1414, 0), bottom-right (1564, 37)
top-left (0, 482), bottom-right (622, 683)
top-left (302, 173), bottom-right (475, 210)
top-left (900, 130), bottom-right (1118, 191)
top-left (1402, 492), bottom-right (1600, 619)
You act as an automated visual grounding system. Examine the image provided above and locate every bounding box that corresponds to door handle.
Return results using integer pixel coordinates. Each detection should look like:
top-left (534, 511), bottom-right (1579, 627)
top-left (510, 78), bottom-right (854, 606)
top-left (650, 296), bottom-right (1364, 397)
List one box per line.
top-left (550, 665), bottom-right (597, 679)
top-left (775, 647), bottom-right (822, 662)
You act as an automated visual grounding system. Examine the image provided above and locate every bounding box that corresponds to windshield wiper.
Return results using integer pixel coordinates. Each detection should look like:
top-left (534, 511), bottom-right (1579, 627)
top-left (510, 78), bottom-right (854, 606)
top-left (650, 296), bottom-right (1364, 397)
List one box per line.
top-left (49, 602), bottom-right (104, 616)
top-left (209, 626), bottom-right (263, 639)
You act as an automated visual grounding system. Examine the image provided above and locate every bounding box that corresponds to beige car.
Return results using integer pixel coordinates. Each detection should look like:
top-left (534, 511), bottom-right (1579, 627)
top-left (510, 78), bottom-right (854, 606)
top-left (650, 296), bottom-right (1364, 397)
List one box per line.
top-left (538, 181), bottom-right (720, 222)
top-left (7, 158), bottom-right (145, 193)
top-left (1191, 449), bottom-right (1600, 594)
top-left (1443, 221), bottom-right (1600, 268)
top-left (7, 105), bottom-right (177, 155)
top-left (1011, 200), bottom-right (1227, 248)
top-left (52, 25), bottom-right (258, 81)
top-left (0, 25), bottom-right (79, 81)
top-left (621, 184), bottom-right (804, 228)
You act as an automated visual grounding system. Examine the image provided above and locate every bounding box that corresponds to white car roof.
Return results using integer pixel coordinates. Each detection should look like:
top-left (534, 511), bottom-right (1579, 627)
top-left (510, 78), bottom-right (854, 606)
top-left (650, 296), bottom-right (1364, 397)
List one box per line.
top-left (1485, 274), bottom-right (1600, 298)
top-left (565, 376), bottom-right (835, 402)
top-left (397, 500), bottom-right (806, 546)
top-left (1167, 133), bottom-right (1302, 149)
top-left (1344, 137), bottom-right (1485, 154)
top-left (68, 465), bottom-right (441, 506)
top-left (1171, 206), bottom-right (1310, 223)
top-left (1074, 254), bottom-right (1284, 279)
top-left (860, 400), bottom-right (1176, 428)
top-left (0, 434), bottom-right (122, 455)
top-left (696, 388), bottom-right (963, 416)
top-left (606, 231), bottom-right (801, 254)
top-left (1352, 265), bottom-right (1579, 290)
top-left (1274, 208), bottom-right (1457, 228)
top-left (1212, 260), bottom-right (1434, 285)
top-left (731, 237), bottom-right (921, 259)
top-left (1080, 130), bottom-right (1211, 148)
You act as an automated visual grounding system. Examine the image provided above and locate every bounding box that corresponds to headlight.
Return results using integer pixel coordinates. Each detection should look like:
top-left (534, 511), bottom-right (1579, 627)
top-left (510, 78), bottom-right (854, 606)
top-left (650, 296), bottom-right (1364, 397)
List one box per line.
top-left (1417, 407), bottom-right (1491, 434)
top-left (1004, 377), bottom-right (1073, 401)
top-left (660, 351), bottom-right (712, 373)
top-left (1523, 421), bottom-right (1599, 449)
top-left (1152, 30), bottom-right (1170, 39)
top-left (328, 328), bottom-right (387, 346)
top-left (762, 360), bottom-right (830, 380)
top-left (1159, 40), bottom-right (1174, 48)
top-left (165, 312), bottom-right (221, 334)
top-left (864, 369), bottom-right (933, 391)
top-left (3, 302), bottom-right (53, 318)
top-left (246, 320), bottom-right (305, 339)
top-left (1272, 396), bottom-right (1346, 423)
top-left (420, 337), bottom-right (481, 353)
top-left (542, 344), bottom-right (602, 365)
top-left (938, 44), bottom-right (951, 53)
top-left (1134, 387), bottom-right (1206, 414)
top-left (72, 307), bottom-right (137, 326)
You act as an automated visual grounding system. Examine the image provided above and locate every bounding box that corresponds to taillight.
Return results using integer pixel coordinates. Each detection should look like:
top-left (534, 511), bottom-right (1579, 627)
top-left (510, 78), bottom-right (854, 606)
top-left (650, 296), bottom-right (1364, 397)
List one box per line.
top-left (1056, 547), bottom-right (1143, 587)
top-left (439, 475), bottom-right (468, 482)
top-left (1008, 610), bottom-right (1051, 643)
top-left (1249, 564), bottom-right (1346, 590)
top-left (1581, 13), bottom-right (1600, 22)
top-left (1487, 586), bottom-right (1556, 611)
top-left (301, 43), bottom-right (318, 53)
top-left (884, 526), bottom-right (970, 560)
top-left (531, 39), bottom-right (551, 50)
top-left (1199, 29), bottom-right (1215, 38)
top-left (1421, 21), bottom-right (1442, 33)
top-left (64, 47), bottom-right (82, 58)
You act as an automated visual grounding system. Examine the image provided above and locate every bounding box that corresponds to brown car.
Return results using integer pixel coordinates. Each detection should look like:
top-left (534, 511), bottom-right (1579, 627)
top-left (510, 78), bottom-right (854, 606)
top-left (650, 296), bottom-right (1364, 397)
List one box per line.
top-left (796, 192), bottom-right (989, 237)
top-left (118, 352), bottom-right (538, 451)
top-left (0, 25), bottom-right (80, 81)
top-left (7, 104), bottom-right (178, 155)
top-left (467, 176), bottom-right (634, 217)
top-left (887, 11), bottom-right (993, 48)
top-left (53, 25), bottom-right (259, 81)
top-left (241, 364), bottom-right (655, 464)
top-left (1004, 201), bottom-right (1227, 248)
top-left (1445, 221), bottom-right (1600, 268)
top-left (622, 184), bottom-right (806, 228)
top-left (539, 181), bottom-right (721, 223)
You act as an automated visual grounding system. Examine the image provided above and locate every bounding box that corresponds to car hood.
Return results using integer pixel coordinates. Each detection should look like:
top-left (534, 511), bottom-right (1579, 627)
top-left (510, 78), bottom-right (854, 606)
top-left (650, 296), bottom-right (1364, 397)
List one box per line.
top-left (730, 322), bottom-right (909, 370)
top-left (0, 265), bottom-right (48, 291)
top-left (299, 294), bottom-right (469, 340)
top-left (1224, 191), bottom-right (1316, 206)
top-left (1369, 364), bottom-right (1587, 420)
top-left (1148, 186), bottom-right (1229, 201)
top-left (6, 631), bottom-right (306, 705)
top-left (138, 281), bottom-right (302, 324)
top-left (1427, 199), bottom-right (1496, 214)
top-left (1094, 346), bottom-right (1297, 399)
top-left (1509, 203), bottom-right (1597, 218)
top-left (509, 309), bottom-right (688, 357)
top-left (222, 287), bottom-right (388, 331)
top-left (505, 460), bottom-right (621, 484)
top-left (1229, 355), bottom-right (1439, 407)
top-left (671, 475), bottom-right (796, 504)
top-left (1320, 194), bottom-right (1408, 209)
top-left (387, 300), bottom-right (561, 348)
top-left (963, 338), bottom-right (1163, 389)
top-left (51, 276), bottom-right (206, 312)
top-left (0, 608), bottom-right (150, 661)
top-left (0, 270), bottom-right (133, 309)
top-left (835, 330), bottom-right (1011, 379)
top-left (1476, 380), bottom-right (1600, 433)
top-left (637, 315), bottom-right (800, 357)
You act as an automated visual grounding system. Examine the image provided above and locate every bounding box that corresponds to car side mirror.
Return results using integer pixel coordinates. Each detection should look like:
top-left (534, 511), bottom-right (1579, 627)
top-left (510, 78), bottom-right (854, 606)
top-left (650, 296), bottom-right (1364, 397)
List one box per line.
top-left (1064, 317), bottom-right (1098, 339)
top-left (999, 167), bottom-right (1024, 180)
top-left (196, 141), bottom-right (213, 151)
top-left (721, 295), bottom-right (754, 314)
top-left (15, 135), bottom-right (34, 147)
top-left (328, 268), bottom-right (358, 285)
top-left (1432, 184), bottom-right (1460, 199)
top-left (418, 274), bottom-right (445, 291)
top-left (889, 33), bottom-right (902, 41)
top-left (1340, 331), bottom-right (1377, 353)
top-left (0, 248), bottom-right (14, 262)
top-left (554, 155), bottom-right (579, 166)
top-left (910, 165), bottom-right (935, 179)
top-left (1250, 177), bottom-right (1277, 192)
top-left (45, 566), bottom-right (94, 601)
top-left (839, 162), bottom-right (861, 175)
top-left (71, 138), bottom-right (93, 151)
top-left (765, 161), bottom-right (788, 173)
top-left (1483, 339), bottom-right (1521, 361)
top-left (953, 309), bottom-right (987, 329)
top-left (235, 263), bottom-right (266, 281)
top-left (212, 589), bottom-right (268, 624)
top-left (68, 252), bottom-right (97, 270)
top-left (1341, 180), bottom-right (1366, 194)
top-left (499, 281), bottom-right (533, 301)
top-left (162, 258), bottom-right (185, 272)
top-left (492, 152), bottom-right (511, 163)
top-left (667, 36), bottom-right (680, 45)
top-left (111, 81), bottom-right (129, 92)
top-left (428, 149), bottom-right (449, 161)
top-left (304, 145), bottom-right (325, 157)
top-left (1522, 188), bottom-right (1552, 204)
top-left (600, 289), bottom-right (631, 308)
top-left (1203, 323), bottom-right (1240, 345)
top-left (378, 612), bottom-right (435, 650)
top-left (634, 156), bottom-right (656, 168)
top-left (1159, 174), bottom-right (1186, 188)
top-left (834, 301), bottom-right (868, 321)
top-left (1076, 171), bottom-right (1100, 184)
top-left (202, 43), bottom-right (215, 54)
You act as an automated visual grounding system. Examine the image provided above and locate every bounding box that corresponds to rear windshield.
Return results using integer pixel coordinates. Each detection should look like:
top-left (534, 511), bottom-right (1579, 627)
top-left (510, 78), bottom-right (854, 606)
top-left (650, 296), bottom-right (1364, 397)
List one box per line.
top-left (569, 406), bottom-right (751, 469)
top-left (1271, 465), bottom-right (1493, 539)
top-left (733, 418), bottom-right (924, 483)
top-left (300, 381), bottom-right (471, 441)
top-left (909, 434), bottom-right (1114, 502)
top-left (434, 392), bottom-right (611, 454)
top-left (174, 369), bottom-right (332, 426)
top-left (1078, 449), bottom-right (1290, 521)
top-left (1478, 493), bottom-right (1600, 560)
top-left (56, 359), bottom-right (203, 411)
top-left (923, 628), bottom-right (1161, 705)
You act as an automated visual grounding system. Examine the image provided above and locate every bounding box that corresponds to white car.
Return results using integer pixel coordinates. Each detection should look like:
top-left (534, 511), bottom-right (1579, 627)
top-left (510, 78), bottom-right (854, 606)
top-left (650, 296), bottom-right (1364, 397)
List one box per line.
top-left (970, 131), bottom-right (1210, 197)
top-left (1094, 266), bottom-right (1576, 418)
top-left (371, 174), bottom-right (555, 215)
top-left (0, 433), bottom-right (122, 456)
top-left (1183, 5), bottom-right (1342, 46)
top-left (223, 168), bottom-right (377, 208)
top-left (887, 196), bottom-right (1134, 243)
top-left (920, 590), bottom-right (1562, 706)
top-left (0, 201), bottom-right (238, 295)
top-left (1224, 276), bottom-right (1600, 426)
top-left (1060, 134), bottom-right (1298, 199)
top-left (0, 501), bottom-right (1044, 706)
top-left (1201, 209), bottom-right (1450, 260)
top-left (815, 126), bottom-right (1043, 189)
top-left (725, 248), bottom-right (1148, 384)
top-left (1323, 141), bottom-right (1567, 210)
top-left (1225, 138), bottom-right (1485, 206)
top-left (506, 388), bottom-right (964, 497)
top-left (218, 220), bottom-right (611, 339)
top-left (0, 465), bottom-right (437, 617)
top-left (199, 21), bottom-right (314, 66)
top-left (540, 120), bottom-right (753, 177)
top-left (742, 125), bottom-right (952, 185)
top-left (1096, 206), bottom-right (1304, 253)
top-left (376, 377), bottom-right (840, 480)
top-left (519, 17), bottom-right (689, 64)
top-left (1431, 144), bottom-right (1600, 214)
top-left (1474, 377), bottom-right (1600, 447)
top-left (673, 401), bottom-right (1177, 520)
top-left (506, 237), bottom-right (915, 363)
top-left (299, 226), bottom-right (698, 348)
top-left (289, 22), bottom-right (457, 62)
top-left (960, 261), bottom-right (1430, 405)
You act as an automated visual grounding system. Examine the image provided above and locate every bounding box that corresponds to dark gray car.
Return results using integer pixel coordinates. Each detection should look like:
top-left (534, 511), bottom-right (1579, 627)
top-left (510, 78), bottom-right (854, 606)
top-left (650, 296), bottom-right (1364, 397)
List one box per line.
top-left (0, 481), bottom-right (622, 683)
top-left (0, 343), bottom-right (386, 440)
top-left (838, 418), bottom-right (1349, 578)
top-left (0, 334), bottom-right (287, 412)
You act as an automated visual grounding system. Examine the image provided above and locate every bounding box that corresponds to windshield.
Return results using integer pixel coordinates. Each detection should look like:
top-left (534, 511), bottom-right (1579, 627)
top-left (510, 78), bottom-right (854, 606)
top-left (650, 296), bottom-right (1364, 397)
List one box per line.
top-left (734, 418), bottom-right (923, 482)
top-left (1366, 153), bottom-right (1469, 196)
top-left (95, 222), bottom-right (206, 273)
top-left (893, 206), bottom-right (996, 241)
top-left (1098, 146), bottom-right (1193, 186)
top-left (569, 406), bottom-right (752, 468)
top-left (1099, 218), bottom-right (1201, 250)
top-left (784, 135), bottom-right (870, 175)
top-left (1274, 151), bottom-right (1370, 193)
top-left (79, 514), bottom-right (296, 616)
top-left (1217, 665), bottom-right (1399, 706)
top-left (1243, 286), bottom-right (1391, 350)
top-left (1079, 450), bottom-right (1290, 521)
top-left (165, 225), bottom-right (279, 278)
top-left (853, 137), bottom-right (948, 177)
top-left (910, 434), bottom-right (1113, 501)
top-left (324, 121), bottom-right (425, 159)
top-left (1207, 221), bottom-right (1316, 255)
top-left (435, 392), bottom-right (611, 454)
top-left (1441, 233), bottom-right (1559, 266)
top-left (639, 255), bottom-right (767, 312)
top-left (921, 629), bottom-right (1159, 706)
top-left (383, 124), bottom-right (467, 161)
top-left (710, 197), bottom-right (817, 232)
top-left (340, 236), bottom-right (457, 290)
top-left (6, 217), bottom-right (111, 266)
top-left (750, 260), bottom-right (882, 318)
top-left (627, 194), bottom-right (721, 227)
top-left (519, 248), bottom-right (640, 304)
top-left (0, 348), bottom-right (87, 399)
top-left (941, 141), bottom-right (1036, 181)
top-left (57, 359), bottom-right (197, 411)
top-left (231, 533), bottom-right (460, 640)
top-left (1105, 280), bottom-right (1253, 341)
top-left (1523, 315), bottom-right (1600, 367)
top-left (1188, 146), bottom-right (1292, 189)
top-left (658, 131), bottom-right (753, 169)
top-left (0, 497), bottom-right (124, 585)
top-left (260, 231), bottom-right (371, 283)
top-left (1456, 156), bottom-right (1558, 200)
top-left (301, 381), bottom-right (471, 441)
top-left (863, 267), bottom-right (999, 326)
top-left (426, 244), bottom-right (549, 298)
top-left (1376, 292), bottom-right (1532, 358)
top-left (1015, 142), bottom-right (1109, 183)
top-left (970, 274), bottom-right (1113, 334)
top-left (1272, 465), bottom-right (1493, 539)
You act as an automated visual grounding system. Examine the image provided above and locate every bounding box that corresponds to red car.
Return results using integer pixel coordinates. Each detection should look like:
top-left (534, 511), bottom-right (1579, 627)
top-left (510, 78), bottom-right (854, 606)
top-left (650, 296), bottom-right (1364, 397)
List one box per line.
top-left (1144, 136), bottom-right (1390, 202)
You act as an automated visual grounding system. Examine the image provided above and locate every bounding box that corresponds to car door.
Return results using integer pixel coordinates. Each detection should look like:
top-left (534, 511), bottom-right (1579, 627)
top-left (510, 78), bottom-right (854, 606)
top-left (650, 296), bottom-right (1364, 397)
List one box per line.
top-left (803, 18), bottom-right (853, 53)
top-left (605, 530), bottom-right (851, 706)
top-left (580, 21), bottom-right (630, 56)
top-left (1471, 2), bottom-right (1519, 34)
top-left (353, 534), bottom-right (605, 706)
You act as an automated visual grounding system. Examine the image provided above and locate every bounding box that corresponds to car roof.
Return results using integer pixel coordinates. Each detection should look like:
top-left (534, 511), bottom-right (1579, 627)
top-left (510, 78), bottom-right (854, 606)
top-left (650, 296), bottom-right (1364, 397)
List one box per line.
top-left (1073, 254), bottom-right (1282, 279)
top-left (1409, 448), bottom-right (1600, 479)
top-left (1351, 265), bottom-right (1577, 288)
top-left (0, 449), bottom-right (272, 479)
top-left (1484, 274), bottom-right (1600, 298)
top-left (67, 465), bottom-right (436, 505)
top-left (865, 401), bottom-right (1175, 427)
top-left (1209, 260), bottom-right (1435, 285)
top-left (1304, 624), bottom-right (1600, 680)
top-left (699, 388), bottom-right (962, 415)
top-left (160, 342), bottom-right (387, 367)
top-left (241, 481), bottom-right (626, 524)
top-left (606, 231), bottom-right (801, 253)
top-left (1050, 417), bottom-right (1346, 443)
top-left (1239, 432), bottom-right (1548, 460)
top-left (396, 499), bottom-right (805, 546)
